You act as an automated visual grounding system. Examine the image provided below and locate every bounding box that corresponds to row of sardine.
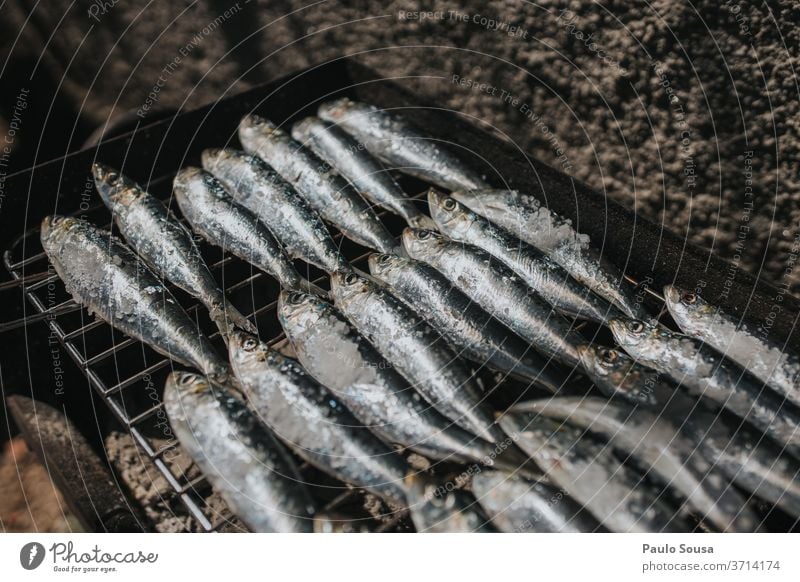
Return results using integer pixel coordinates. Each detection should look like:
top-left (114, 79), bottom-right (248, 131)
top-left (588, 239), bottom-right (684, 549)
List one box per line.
top-left (41, 98), bottom-right (800, 532)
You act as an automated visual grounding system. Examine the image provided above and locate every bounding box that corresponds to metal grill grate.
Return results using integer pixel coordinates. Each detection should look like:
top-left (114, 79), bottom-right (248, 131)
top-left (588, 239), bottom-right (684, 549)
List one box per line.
top-left (1, 176), bottom-right (429, 533)
top-left (1, 162), bottom-right (669, 532)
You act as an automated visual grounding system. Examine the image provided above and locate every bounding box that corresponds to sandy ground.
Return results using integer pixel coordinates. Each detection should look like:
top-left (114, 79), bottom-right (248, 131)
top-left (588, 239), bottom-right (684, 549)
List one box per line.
top-left (3, 0), bottom-right (799, 291)
top-left (0, 438), bottom-right (75, 533)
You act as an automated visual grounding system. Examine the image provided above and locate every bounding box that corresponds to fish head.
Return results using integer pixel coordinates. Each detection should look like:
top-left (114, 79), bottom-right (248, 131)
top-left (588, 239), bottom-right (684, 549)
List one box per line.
top-left (401, 227), bottom-right (448, 261)
top-left (238, 114), bottom-right (286, 147)
top-left (317, 97), bottom-right (358, 123)
top-left (92, 163), bottom-right (143, 209)
top-left (578, 344), bottom-right (640, 388)
top-left (427, 189), bottom-right (474, 239)
top-left (329, 270), bottom-right (374, 306)
top-left (290, 116), bottom-right (324, 145)
top-left (228, 328), bottom-right (272, 371)
top-left (608, 317), bottom-right (661, 353)
top-left (40, 215), bottom-right (81, 247)
top-left (277, 288), bottom-right (329, 332)
top-left (200, 147), bottom-right (242, 175)
top-left (165, 370), bottom-right (212, 396)
top-left (173, 167), bottom-right (228, 202)
top-left (663, 284), bottom-right (714, 324)
top-left (367, 252), bottom-right (410, 282)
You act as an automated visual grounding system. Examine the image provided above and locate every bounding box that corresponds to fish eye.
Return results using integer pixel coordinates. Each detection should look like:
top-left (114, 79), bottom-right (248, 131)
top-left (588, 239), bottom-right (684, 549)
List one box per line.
top-left (177, 374), bottom-right (195, 386)
top-left (242, 337), bottom-right (259, 351)
top-left (628, 321), bottom-right (645, 334)
top-left (377, 254), bottom-right (393, 266)
top-left (417, 230), bottom-right (431, 240)
top-left (681, 292), bottom-right (697, 305)
top-left (50, 216), bottom-right (66, 226)
top-left (288, 292), bottom-right (306, 305)
top-left (442, 198), bottom-right (457, 211)
top-left (600, 349), bottom-right (618, 365)
top-left (343, 273), bottom-right (359, 285)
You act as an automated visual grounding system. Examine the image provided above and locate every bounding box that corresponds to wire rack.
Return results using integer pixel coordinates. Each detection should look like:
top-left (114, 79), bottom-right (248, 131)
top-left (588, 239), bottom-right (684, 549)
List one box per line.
top-left (1, 175), bottom-right (425, 533)
top-left (2, 160), bottom-right (672, 532)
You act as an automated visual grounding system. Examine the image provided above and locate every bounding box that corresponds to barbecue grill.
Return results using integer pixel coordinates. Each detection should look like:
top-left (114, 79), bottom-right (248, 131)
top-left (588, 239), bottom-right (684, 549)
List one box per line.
top-left (2, 58), bottom-right (798, 532)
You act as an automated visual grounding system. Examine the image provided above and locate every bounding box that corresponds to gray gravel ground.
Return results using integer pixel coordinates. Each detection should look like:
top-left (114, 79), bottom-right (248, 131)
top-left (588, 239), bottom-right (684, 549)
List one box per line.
top-left (1, 0), bottom-right (798, 289)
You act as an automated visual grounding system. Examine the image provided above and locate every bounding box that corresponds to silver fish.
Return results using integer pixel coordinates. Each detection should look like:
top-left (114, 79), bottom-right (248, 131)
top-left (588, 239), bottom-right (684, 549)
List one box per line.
top-left (228, 330), bottom-right (410, 507)
top-left (664, 285), bottom-right (800, 407)
top-left (367, 252), bottom-right (566, 390)
top-left (451, 189), bottom-right (645, 318)
top-left (404, 473), bottom-right (495, 532)
top-left (201, 148), bottom-right (350, 273)
top-left (499, 411), bottom-right (687, 532)
top-left (41, 216), bottom-right (229, 382)
top-left (164, 371), bottom-right (315, 532)
top-left (401, 228), bottom-right (586, 369)
top-left (520, 396), bottom-right (759, 532)
top-left (93, 163), bottom-right (255, 339)
top-left (277, 289), bottom-right (523, 471)
top-left (609, 318), bottom-right (800, 456)
top-left (579, 345), bottom-right (800, 518)
top-left (471, 471), bottom-right (602, 533)
top-left (291, 117), bottom-right (436, 229)
top-left (429, 190), bottom-right (621, 324)
top-left (172, 167), bottom-right (322, 295)
top-left (238, 114), bottom-right (396, 252)
top-left (329, 270), bottom-right (511, 445)
top-left (318, 97), bottom-right (490, 192)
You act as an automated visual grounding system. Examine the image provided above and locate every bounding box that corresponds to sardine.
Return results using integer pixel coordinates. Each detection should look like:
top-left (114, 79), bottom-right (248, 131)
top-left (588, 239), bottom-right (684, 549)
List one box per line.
top-left (499, 411), bottom-right (687, 532)
top-left (451, 189), bottom-right (645, 318)
top-left (520, 396), bottom-right (759, 532)
top-left (318, 97), bottom-right (489, 192)
top-left (579, 345), bottom-right (800, 518)
top-left (402, 228), bottom-right (585, 369)
top-left (664, 285), bottom-right (800, 407)
top-left (201, 148), bottom-right (350, 273)
top-left (367, 252), bottom-right (566, 390)
top-left (429, 190), bottom-right (621, 324)
top-left (41, 216), bottom-right (229, 382)
top-left (228, 330), bottom-right (410, 507)
top-left (93, 163), bottom-right (255, 339)
top-left (608, 318), bottom-right (800, 456)
top-left (238, 114), bottom-right (397, 252)
top-left (329, 270), bottom-right (512, 445)
top-left (164, 371), bottom-right (315, 532)
top-left (404, 473), bottom-right (495, 532)
top-left (291, 117), bottom-right (436, 229)
top-left (471, 471), bottom-right (602, 532)
top-left (277, 289), bottom-right (524, 471)
top-left (172, 167), bottom-right (322, 295)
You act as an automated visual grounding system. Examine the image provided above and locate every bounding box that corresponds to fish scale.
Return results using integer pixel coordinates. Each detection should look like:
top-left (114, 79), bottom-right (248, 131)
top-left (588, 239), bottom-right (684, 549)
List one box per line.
top-left (402, 227), bottom-right (586, 369)
top-left (609, 317), bottom-right (800, 458)
top-left (93, 163), bottom-right (255, 340)
top-left (429, 189), bottom-right (622, 325)
top-left (499, 411), bottom-right (688, 533)
top-left (291, 116), bottom-right (436, 229)
top-left (276, 289), bottom-right (532, 474)
top-left (664, 284), bottom-right (800, 407)
top-left (579, 344), bottom-right (800, 519)
top-left (40, 216), bottom-right (230, 382)
top-left (164, 372), bottom-right (315, 532)
top-left (318, 97), bottom-right (490, 192)
top-left (367, 252), bottom-right (567, 391)
top-left (238, 114), bottom-right (397, 253)
top-left (228, 329), bottom-right (411, 507)
top-left (201, 148), bottom-right (350, 274)
top-left (172, 167), bottom-right (323, 295)
top-left (329, 270), bottom-right (517, 447)
top-left (451, 189), bottom-right (646, 319)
